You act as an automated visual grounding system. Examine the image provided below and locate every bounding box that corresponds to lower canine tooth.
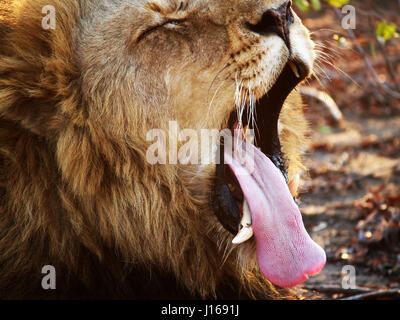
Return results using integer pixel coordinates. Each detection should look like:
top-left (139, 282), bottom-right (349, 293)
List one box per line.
top-left (232, 226), bottom-right (253, 244)
top-left (288, 61), bottom-right (300, 78)
top-left (232, 200), bottom-right (254, 244)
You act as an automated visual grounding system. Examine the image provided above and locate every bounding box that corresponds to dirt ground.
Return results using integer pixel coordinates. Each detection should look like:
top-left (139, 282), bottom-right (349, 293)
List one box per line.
top-left (294, 1), bottom-right (400, 299)
top-left (300, 106), bottom-right (400, 299)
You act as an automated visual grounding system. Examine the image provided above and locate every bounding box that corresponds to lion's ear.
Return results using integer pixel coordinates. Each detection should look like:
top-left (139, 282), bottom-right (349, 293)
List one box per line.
top-left (0, 56), bottom-right (64, 136)
top-left (0, 7), bottom-right (61, 136)
top-left (0, 3), bottom-right (79, 136)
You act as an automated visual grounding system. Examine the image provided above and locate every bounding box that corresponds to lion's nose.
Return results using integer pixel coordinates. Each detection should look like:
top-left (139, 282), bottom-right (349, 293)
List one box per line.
top-left (245, 1), bottom-right (293, 50)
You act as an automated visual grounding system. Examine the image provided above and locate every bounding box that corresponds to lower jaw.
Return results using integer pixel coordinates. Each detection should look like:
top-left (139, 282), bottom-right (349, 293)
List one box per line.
top-left (214, 60), bottom-right (307, 235)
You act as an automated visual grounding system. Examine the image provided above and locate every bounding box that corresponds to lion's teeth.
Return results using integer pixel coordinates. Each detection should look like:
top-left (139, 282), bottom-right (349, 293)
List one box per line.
top-left (288, 173), bottom-right (300, 197)
top-left (242, 199), bottom-right (252, 225)
top-left (288, 61), bottom-right (300, 78)
top-left (232, 200), bottom-right (253, 244)
top-left (232, 226), bottom-right (253, 244)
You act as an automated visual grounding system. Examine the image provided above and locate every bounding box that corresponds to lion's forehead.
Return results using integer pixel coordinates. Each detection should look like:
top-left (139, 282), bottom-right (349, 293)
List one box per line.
top-left (86, 0), bottom-right (291, 25)
top-left (79, 0), bottom-right (298, 56)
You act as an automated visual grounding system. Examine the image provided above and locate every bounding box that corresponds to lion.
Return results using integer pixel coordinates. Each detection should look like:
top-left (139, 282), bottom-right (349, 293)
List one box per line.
top-left (0, 0), bottom-right (326, 299)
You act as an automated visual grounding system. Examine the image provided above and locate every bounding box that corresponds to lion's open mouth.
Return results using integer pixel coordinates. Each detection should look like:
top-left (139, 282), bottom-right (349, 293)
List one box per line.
top-left (214, 59), bottom-right (326, 288)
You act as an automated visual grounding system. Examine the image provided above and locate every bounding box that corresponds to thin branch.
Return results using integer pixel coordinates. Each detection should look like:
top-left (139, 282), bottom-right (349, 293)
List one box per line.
top-left (366, 14), bottom-right (400, 91)
top-left (303, 285), bottom-right (373, 295)
top-left (376, 40), bottom-right (400, 91)
top-left (300, 87), bottom-right (343, 122)
top-left (333, 8), bottom-right (400, 100)
top-left (341, 289), bottom-right (400, 300)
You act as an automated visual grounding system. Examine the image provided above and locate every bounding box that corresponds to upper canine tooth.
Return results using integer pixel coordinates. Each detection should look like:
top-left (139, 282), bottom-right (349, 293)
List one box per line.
top-left (288, 61), bottom-right (300, 78)
top-left (242, 199), bottom-right (252, 226)
top-left (243, 126), bottom-right (254, 144)
top-left (232, 200), bottom-right (254, 245)
top-left (288, 173), bottom-right (300, 197)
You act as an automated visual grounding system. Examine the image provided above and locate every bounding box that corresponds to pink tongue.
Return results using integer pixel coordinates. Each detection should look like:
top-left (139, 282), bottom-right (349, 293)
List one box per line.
top-left (225, 140), bottom-right (326, 288)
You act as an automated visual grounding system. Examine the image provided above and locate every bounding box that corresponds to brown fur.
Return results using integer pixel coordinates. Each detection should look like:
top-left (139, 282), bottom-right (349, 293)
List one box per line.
top-left (0, 0), bottom-right (310, 299)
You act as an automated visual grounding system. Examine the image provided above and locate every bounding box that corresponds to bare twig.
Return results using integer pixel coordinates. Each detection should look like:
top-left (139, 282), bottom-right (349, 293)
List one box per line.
top-left (303, 285), bottom-right (373, 295)
top-left (341, 289), bottom-right (400, 300)
top-left (300, 87), bottom-right (343, 122)
top-left (366, 15), bottom-right (400, 91)
top-left (376, 38), bottom-right (400, 91)
top-left (333, 8), bottom-right (400, 100)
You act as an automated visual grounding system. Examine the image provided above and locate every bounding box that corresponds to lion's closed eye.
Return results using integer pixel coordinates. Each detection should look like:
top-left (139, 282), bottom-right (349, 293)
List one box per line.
top-left (136, 18), bottom-right (188, 43)
top-left (164, 19), bottom-right (187, 29)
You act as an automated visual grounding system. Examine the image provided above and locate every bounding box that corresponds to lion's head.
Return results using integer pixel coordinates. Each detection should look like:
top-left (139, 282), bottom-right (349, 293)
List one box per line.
top-left (0, 0), bottom-right (325, 299)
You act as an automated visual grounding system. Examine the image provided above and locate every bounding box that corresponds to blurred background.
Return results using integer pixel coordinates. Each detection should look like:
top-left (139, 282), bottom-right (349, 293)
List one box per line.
top-left (293, 0), bottom-right (400, 299)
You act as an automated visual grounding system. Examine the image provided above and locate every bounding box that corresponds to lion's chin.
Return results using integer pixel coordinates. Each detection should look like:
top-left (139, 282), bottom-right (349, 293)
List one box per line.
top-left (213, 59), bottom-right (326, 288)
